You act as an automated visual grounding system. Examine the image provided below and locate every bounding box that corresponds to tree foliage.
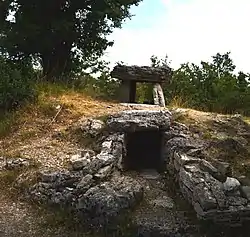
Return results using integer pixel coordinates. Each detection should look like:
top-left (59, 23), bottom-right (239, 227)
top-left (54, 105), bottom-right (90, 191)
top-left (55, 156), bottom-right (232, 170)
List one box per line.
top-left (0, 0), bottom-right (142, 79)
top-left (133, 52), bottom-right (250, 115)
top-left (0, 56), bottom-right (37, 110)
top-left (164, 52), bottom-right (250, 115)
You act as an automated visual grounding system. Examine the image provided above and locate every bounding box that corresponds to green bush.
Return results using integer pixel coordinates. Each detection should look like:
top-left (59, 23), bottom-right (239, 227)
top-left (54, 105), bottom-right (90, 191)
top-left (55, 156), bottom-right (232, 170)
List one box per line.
top-left (0, 57), bottom-right (37, 110)
top-left (69, 71), bottom-right (120, 100)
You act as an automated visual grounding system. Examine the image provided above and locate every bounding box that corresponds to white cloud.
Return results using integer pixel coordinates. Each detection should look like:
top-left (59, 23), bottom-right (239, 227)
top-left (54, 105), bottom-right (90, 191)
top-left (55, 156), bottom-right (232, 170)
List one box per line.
top-left (105, 0), bottom-right (250, 72)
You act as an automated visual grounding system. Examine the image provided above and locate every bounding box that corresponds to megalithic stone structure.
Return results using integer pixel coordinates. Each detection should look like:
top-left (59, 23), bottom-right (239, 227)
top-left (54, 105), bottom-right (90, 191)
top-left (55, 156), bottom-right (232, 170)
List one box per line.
top-left (110, 65), bottom-right (172, 106)
top-left (153, 83), bottom-right (166, 107)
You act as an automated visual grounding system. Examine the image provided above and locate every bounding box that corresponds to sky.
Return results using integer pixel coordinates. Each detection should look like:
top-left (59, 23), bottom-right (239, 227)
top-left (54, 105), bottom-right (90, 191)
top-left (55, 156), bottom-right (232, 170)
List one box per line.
top-left (104, 0), bottom-right (250, 72)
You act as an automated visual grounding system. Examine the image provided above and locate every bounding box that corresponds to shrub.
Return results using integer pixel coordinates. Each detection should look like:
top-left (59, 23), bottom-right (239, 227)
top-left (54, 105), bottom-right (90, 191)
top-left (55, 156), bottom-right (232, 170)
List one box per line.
top-left (0, 57), bottom-right (37, 111)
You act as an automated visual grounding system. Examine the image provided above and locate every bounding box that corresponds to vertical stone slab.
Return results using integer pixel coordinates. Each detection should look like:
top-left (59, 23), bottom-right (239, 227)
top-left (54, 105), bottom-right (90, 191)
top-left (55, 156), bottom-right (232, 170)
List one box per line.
top-left (119, 80), bottom-right (131, 102)
top-left (129, 81), bottom-right (136, 103)
top-left (153, 83), bottom-right (166, 107)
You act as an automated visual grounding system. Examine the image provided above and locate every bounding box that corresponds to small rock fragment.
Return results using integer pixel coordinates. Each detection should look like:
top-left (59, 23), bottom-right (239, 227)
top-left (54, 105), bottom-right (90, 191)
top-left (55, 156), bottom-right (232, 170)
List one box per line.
top-left (70, 154), bottom-right (89, 171)
top-left (223, 177), bottom-right (241, 193)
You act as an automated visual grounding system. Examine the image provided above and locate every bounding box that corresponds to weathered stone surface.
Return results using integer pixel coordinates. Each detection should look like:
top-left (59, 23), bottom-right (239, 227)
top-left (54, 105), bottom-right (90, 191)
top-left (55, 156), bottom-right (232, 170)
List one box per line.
top-left (153, 83), bottom-right (166, 107)
top-left (179, 166), bottom-right (204, 192)
top-left (80, 149), bottom-right (95, 158)
top-left (203, 173), bottom-right (228, 209)
top-left (38, 170), bottom-right (84, 190)
top-left (211, 159), bottom-right (232, 181)
top-left (76, 174), bottom-right (94, 191)
top-left (164, 123), bottom-right (189, 141)
top-left (76, 175), bottom-right (143, 227)
top-left (0, 157), bottom-right (30, 171)
top-left (237, 176), bottom-right (250, 186)
top-left (223, 177), bottom-right (241, 193)
top-left (94, 165), bottom-right (113, 179)
top-left (227, 196), bottom-right (248, 206)
top-left (193, 183), bottom-right (217, 211)
top-left (110, 64), bottom-right (172, 83)
top-left (199, 159), bottom-right (226, 182)
top-left (40, 170), bottom-right (59, 183)
top-left (106, 110), bottom-right (172, 132)
top-left (166, 136), bottom-right (203, 155)
top-left (173, 152), bottom-right (201, 171)
top-left (79, 118), bottom-right (105, 137)
top-left (70, 154), bottom-right (90, 171)
top-left (240, 186), bottom-right (250, 200)
top-left (27, 110), bottom-right (250, 230)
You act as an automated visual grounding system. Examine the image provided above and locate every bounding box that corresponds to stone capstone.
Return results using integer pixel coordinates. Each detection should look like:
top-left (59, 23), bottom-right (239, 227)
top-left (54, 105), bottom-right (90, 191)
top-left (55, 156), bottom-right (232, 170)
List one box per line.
top-left (106, 110), bottom-right (172, 132)
top-left (110, 64), bottom-right (172, 83)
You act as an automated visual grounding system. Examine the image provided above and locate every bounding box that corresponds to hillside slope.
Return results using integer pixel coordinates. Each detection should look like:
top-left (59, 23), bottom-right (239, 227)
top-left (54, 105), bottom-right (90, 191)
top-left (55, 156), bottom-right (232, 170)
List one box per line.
top-left (0, 91), bottom-right (250, 237)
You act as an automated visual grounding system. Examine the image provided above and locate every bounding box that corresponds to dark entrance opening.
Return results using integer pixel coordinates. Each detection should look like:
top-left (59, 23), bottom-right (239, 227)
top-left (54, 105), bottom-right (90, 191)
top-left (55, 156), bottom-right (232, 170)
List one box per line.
top-left (125, 131), bottom-right (163, 171)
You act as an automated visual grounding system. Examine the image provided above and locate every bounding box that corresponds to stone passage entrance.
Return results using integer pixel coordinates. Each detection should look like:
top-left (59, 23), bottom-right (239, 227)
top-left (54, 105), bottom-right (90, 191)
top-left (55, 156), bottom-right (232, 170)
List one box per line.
top-left (124, 131), bottom-right (163, 171)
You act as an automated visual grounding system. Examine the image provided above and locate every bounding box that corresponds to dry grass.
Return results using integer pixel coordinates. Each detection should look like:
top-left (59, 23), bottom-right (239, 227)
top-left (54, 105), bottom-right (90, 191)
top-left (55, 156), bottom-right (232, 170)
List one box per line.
top-left (0, 82), bottom-right (166, 170)
top-left (0, 84), bottom-right (123, 170)
top-left (0, 87), bottom-right (123, 140)
top-left (1, 82), bottom-right (250, 172)
top-left (168, 96), bottom-right (190, 109)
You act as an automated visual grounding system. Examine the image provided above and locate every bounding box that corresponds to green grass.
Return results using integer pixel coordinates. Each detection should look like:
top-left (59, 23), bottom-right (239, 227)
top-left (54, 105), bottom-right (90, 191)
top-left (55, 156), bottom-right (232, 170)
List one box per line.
top-left (35, 81), bottom-right (75, 97)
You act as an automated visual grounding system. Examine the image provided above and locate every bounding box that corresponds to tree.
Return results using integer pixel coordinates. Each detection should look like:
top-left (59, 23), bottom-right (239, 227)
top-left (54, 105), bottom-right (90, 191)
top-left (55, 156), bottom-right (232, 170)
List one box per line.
top-left (165, 52), bottom-right (250, 115)
top-left (150, 54), bottom-right (171, 68)
top-left (0, 0), bottom-right (142, 79)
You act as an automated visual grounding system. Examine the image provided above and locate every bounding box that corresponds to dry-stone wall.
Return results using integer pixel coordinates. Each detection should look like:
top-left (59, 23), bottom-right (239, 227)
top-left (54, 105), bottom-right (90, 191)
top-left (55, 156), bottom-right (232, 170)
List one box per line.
top-left (27, 109), bottom-right (250, 230)
top-left (30, 132), bottom-right (143, 228)
top-left (166, 130), bottom-right (250, 226)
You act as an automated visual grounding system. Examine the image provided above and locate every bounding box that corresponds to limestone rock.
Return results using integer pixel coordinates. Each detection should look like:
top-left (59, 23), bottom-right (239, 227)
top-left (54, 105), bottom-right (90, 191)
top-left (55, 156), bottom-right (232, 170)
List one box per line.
top-left (166, 136), bottom-right (204, 155)
top-left (199, 159), bottom-right (226, 182)
top-left (240, 186), bottom-right (250, 200)
top-left (223, 177), bottom-right (241, 193)
top-left (76, 175), bottom-right (143, 227)
top-left (173, 152), bottom-right (201, 171)
top-left (70, 154), bottom-right (90, 171)
top-left (193, 183), bottom-right (217, 211)
top-left (237, 176), bottom-right (250, 186)
top-left (211, 160), bottom-right (232, 181)
top-left (153, 83), bottom-right (166, 107)
top-left (110, 64), bottom-right (172, 83)
top-left (80, 118), bottom-right (105, 137)
top-left (106, 110), bottom-right (172, 132)
top-left (80, 149), bottom-right (95, 157)
top-left (203, 173), bottom-right (228, 209)
top-left (40, 170), bottom-right (59, 183)
top-left (2, 157), bottom-right (30, 170)
top-left (94, 165), bottom-right (113, 179)
top-left (76, 174), bottom-right (94, 192)
top-left (227, 196), bottom-right (248, 206)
